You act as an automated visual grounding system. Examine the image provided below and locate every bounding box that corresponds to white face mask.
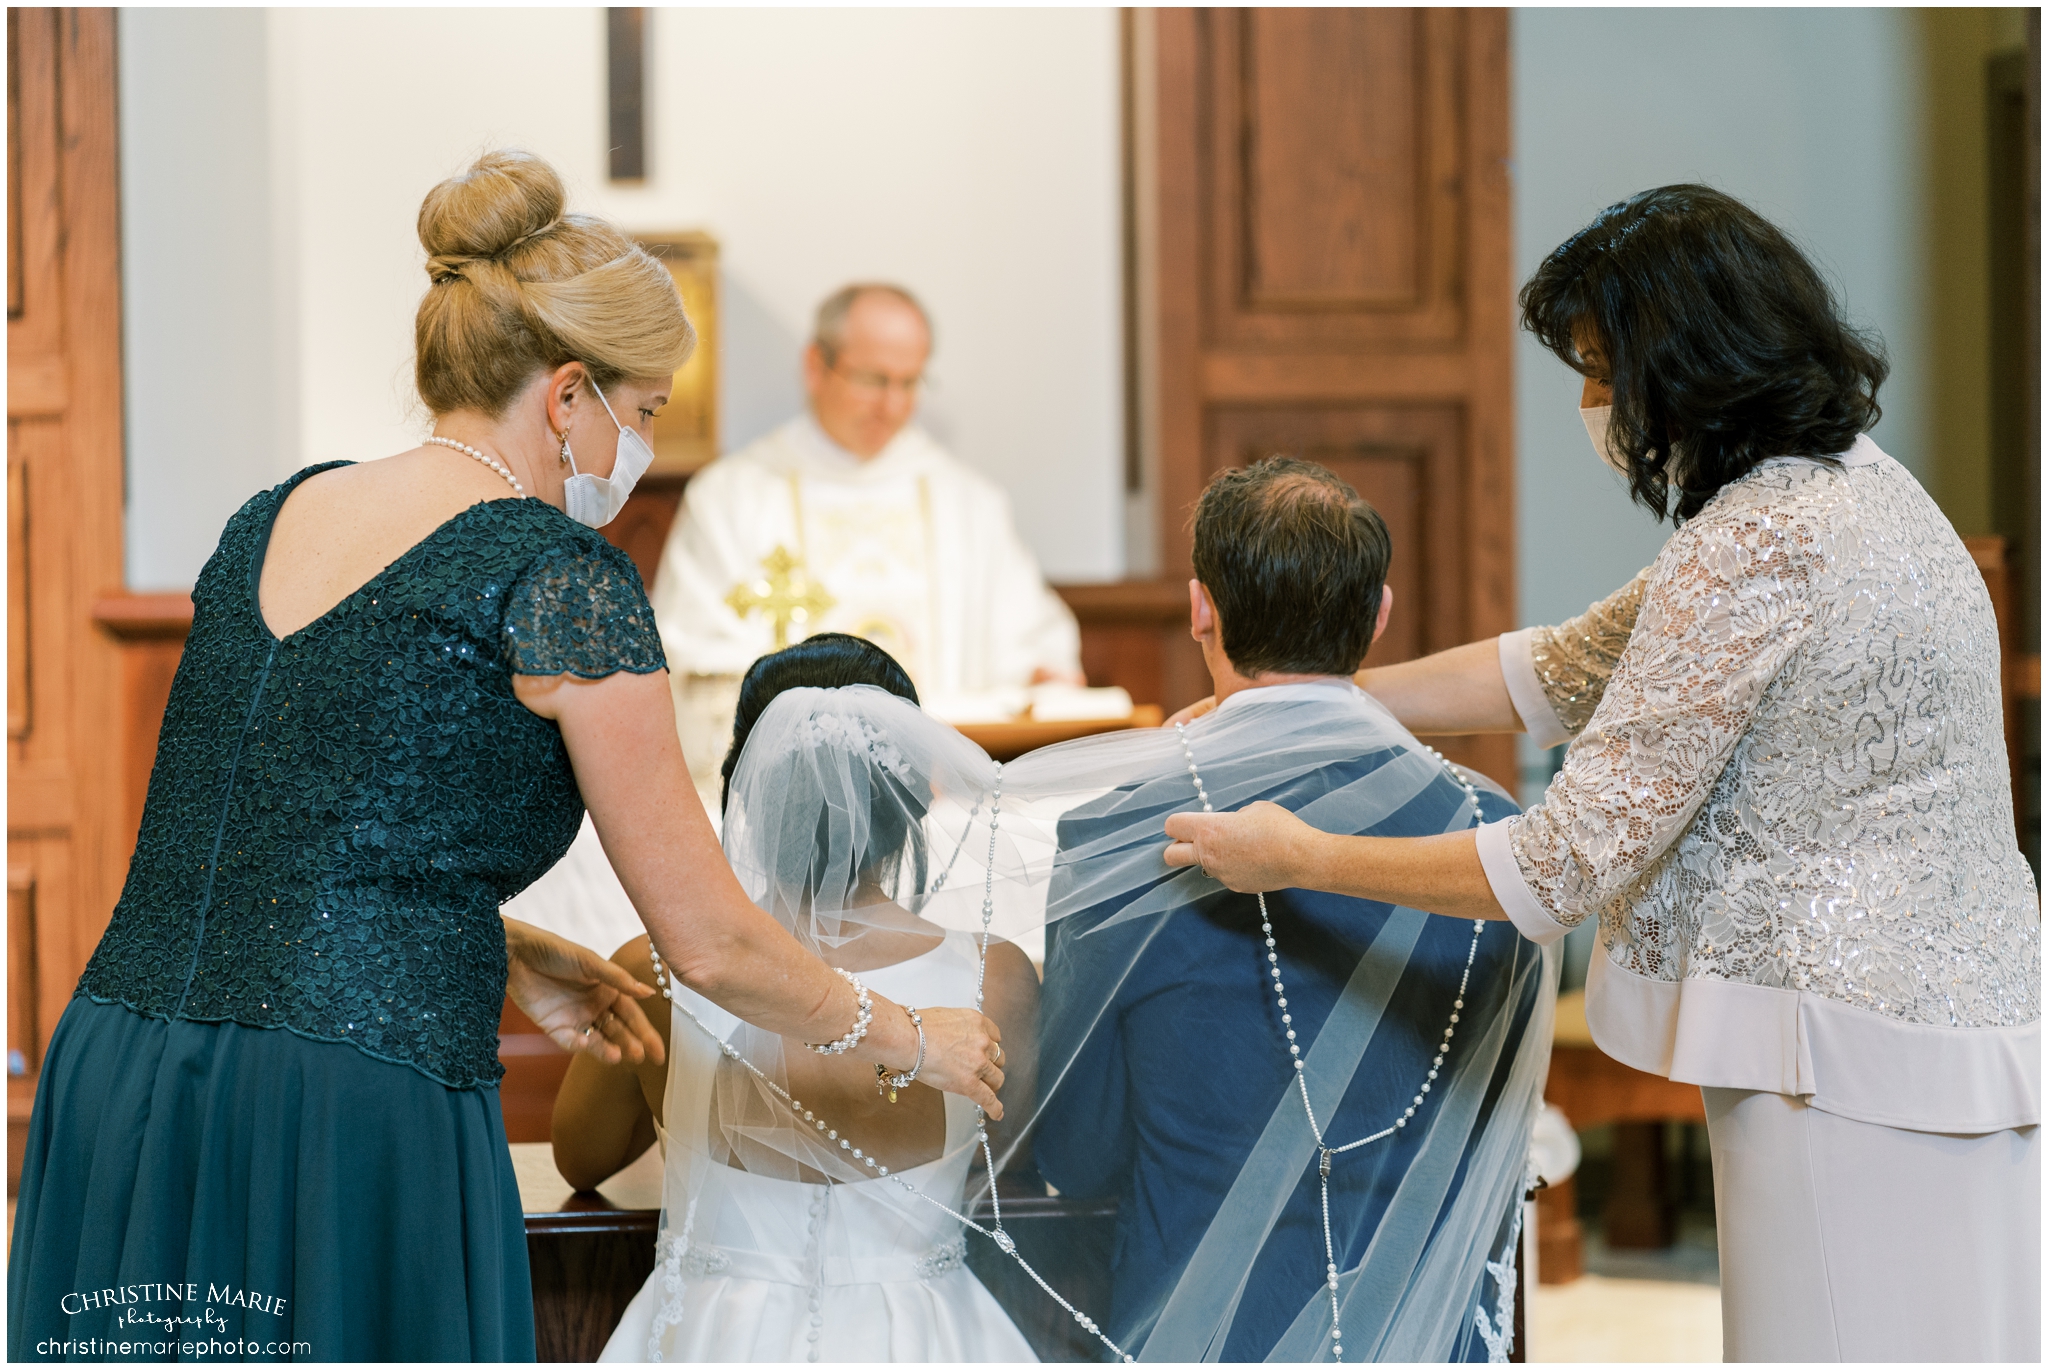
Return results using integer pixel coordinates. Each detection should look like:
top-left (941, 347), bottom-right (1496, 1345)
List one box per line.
top-left (561, 381), bottom-right (656, 528)
top-left (1579, 404), bottom-right (1632, 478)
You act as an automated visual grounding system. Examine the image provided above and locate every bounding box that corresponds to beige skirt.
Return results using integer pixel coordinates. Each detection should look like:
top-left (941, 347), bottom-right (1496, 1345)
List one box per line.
top-left (1704, 1086), bottom-right (2040, 1362)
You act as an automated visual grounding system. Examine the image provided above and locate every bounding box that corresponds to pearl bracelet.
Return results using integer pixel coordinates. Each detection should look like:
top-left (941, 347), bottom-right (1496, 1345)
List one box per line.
top-left (805, 968), bottom-right (872, 1056)
top-left (876, 1006), bottom-right (926, 1103)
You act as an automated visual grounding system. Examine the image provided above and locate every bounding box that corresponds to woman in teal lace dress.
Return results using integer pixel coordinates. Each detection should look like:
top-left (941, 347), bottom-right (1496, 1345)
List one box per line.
top-left (7, 151), bottom-right (1006, 1362)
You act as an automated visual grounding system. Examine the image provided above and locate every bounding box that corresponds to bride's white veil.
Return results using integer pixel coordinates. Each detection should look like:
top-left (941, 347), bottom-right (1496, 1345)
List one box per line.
top-left (649, 683), bottom-right (1555, 1363)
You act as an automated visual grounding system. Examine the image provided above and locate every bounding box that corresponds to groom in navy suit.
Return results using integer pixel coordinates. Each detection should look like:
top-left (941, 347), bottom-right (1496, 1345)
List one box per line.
top-left (1033, 460), bottom-right (1540, 1361)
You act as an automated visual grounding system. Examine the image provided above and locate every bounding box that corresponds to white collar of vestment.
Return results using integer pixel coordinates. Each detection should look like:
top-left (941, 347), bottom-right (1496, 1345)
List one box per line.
top-left (779, 412), bottom-right (932, 482)
top-left (1210, 677), bottom-right (1369, 718)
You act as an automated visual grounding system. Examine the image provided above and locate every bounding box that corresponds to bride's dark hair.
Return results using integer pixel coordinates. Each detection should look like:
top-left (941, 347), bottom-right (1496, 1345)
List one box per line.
top-left (720, 633), bottom-right (919, 813)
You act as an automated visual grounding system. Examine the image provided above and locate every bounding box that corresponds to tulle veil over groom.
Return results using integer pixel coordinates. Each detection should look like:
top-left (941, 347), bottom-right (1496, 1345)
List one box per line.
top-left (633, 458), bottom-right (1553, 1362)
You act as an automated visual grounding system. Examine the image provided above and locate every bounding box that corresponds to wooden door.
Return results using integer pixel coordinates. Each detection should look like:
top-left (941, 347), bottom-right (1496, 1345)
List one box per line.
top-left (1143, 8), bottom-right (1514, 785)
top-left (7, 9), bottom-right (129, 1184)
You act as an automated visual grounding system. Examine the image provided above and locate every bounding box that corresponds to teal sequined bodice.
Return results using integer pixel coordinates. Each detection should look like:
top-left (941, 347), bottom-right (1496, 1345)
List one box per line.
top-left (78, 464), bottom-right (666, 1088)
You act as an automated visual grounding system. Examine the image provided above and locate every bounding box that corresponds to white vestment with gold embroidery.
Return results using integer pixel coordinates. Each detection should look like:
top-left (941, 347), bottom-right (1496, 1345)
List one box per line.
top-left (650, 414), bottom-right (1081, 694)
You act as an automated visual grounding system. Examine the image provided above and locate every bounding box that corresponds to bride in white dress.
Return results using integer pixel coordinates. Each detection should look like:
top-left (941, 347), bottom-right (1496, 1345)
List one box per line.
top-left (555, 636), bottom-right (1038, 1363)
top-left (605, 926), bottom-right (1036, 1363)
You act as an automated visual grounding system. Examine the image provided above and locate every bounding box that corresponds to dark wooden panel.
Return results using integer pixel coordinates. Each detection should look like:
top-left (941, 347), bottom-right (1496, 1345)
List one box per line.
top-left (8, 864), bottom-right (37, 1076)
top-left (1054, 580), bottom-right (1211, 715)
top-left (501, 997), bottom-right (573, 1145)
top-left (600, 475), bottom-right (686, 587)
top-left (6, 9), bottom-right (64, 360)
top-left (1986, 36), bottom-right (2039, 871)
top-left (1242, 8), bottom-right (1422, 309)
top-left (1201, 7), bottom-right (1467, 349)
top-left (1545, 1044), bottom-right (1707, 1132)
top-left (605, 8), bottom-right (646, 182)
top-left (93, 593), bottom-right (195, 861)
top-left (1535, 1178), bottom-right (1583, 1285)
top-left (1204, 405), bottom-right (1467, 668)
top-left (6, 10), bottom-right (20, 321)
top-left (1966, 536), bottom-right (2025, 836)
top-left (528, 1224), bottom-right (657, 1362)
top-left (6, 10), bottom-right (131, 1191)
top-left (8, 444), bottom-right (28, 739)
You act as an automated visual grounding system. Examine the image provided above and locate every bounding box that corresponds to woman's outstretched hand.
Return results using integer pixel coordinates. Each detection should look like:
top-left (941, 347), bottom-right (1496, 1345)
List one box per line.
top-left (504, 915), bottom-right (667, 1067)
top-left (1164, 800), bottom-right (1323, 894)
top-left (891, 1004), bottom-right (1006, 1121)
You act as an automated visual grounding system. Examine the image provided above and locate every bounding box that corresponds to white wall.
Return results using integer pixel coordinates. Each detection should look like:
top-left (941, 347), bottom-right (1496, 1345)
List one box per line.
top-left (118, 7), bottom-right (1123, 588)
top-left (117, 8), bottom-right (290, 591)
top-left (1511, 8), bottom-right (1925, 630)
top-left (1510, 9), bottom-right (1926, 796)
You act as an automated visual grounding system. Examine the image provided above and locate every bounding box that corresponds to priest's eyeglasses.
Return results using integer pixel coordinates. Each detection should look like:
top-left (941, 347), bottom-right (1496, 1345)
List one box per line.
top-left (828, 362), bottom-right (926, 397)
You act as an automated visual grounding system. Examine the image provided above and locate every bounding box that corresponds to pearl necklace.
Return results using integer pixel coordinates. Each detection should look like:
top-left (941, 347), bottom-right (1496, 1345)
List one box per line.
top-left (648, 765), bottom-right (1137, 1364)
top-left (1175, 722), bottom-right (1485, 1363)
top-left (424, 435), bottom-right (524, 495)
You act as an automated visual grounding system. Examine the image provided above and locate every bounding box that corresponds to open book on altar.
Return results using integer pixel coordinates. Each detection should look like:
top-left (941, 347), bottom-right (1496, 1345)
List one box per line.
top-left (922, 683), bottom-right (1136, 726)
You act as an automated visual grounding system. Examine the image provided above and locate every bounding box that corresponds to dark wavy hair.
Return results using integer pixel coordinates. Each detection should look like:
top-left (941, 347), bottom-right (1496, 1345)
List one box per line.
top-left (1520, 184), bottom-right (1889, 522)
top-left (719, 633), bottom-right (919, 813)
top-left (1192, 458), bottom-right (1391, 676)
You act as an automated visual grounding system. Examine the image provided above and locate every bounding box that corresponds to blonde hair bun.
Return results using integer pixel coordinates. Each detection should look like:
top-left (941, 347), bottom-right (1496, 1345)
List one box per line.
top-left (418, 148), bottom-right (565, 265)
top-left (413, 148), bottom-right (694, 418)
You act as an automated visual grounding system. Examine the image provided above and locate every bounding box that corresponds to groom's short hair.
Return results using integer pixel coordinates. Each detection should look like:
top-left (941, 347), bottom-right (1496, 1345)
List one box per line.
top-left (1192, 458), bottom-right (1391, 677)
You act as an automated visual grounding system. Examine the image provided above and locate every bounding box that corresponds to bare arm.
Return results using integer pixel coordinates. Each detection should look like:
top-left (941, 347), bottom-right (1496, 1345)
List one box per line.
top-left (1166, 638), bottom-right (1524, 736)
top-left (503, 914), bottom-right (665, 1067)
top-left (979, 940), bottom-right (1040, 1169)
top-left (1162, 801), bottom-right (1507, 923)
top-left (1356, 639), bottom-right (1523, 736)
top-left (552, 934), bottom-right (668, 1191)
top-left (515, 669), bottom-right (1007, 1118)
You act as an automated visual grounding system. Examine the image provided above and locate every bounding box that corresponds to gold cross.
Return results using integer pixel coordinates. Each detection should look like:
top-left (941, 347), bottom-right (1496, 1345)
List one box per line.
top-left (724, 545), bottom-right (837, 650)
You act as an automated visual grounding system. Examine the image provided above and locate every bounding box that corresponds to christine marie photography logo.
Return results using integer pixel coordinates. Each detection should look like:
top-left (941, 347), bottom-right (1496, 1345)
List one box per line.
top-left (39, 1281), bottom-right (311, 1360)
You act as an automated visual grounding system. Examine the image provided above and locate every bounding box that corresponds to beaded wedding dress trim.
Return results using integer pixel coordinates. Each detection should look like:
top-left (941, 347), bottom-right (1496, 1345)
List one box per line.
top-left (1499, 440), bottom-right (2038, 1034)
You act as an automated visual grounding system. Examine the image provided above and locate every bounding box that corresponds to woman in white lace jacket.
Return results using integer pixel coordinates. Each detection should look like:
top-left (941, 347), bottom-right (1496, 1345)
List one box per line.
top-left (1165, 186), bottom-right (2039, 1362)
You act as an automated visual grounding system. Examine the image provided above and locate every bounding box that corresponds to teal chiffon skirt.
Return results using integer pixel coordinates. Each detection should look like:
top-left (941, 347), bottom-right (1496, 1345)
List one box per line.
top-left (8, 997), bottom-right (535, 1362)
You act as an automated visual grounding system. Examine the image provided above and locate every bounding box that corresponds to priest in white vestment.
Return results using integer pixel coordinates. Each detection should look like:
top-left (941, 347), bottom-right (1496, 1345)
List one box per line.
top-left (510, 287), bottom-right (1086, 956)
top-left (650, 284), bottom-right (1083, 702)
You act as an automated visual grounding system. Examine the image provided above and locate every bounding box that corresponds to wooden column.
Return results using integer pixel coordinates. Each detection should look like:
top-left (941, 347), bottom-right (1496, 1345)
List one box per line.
top-left (7, 9), bottom-right (129, 1189)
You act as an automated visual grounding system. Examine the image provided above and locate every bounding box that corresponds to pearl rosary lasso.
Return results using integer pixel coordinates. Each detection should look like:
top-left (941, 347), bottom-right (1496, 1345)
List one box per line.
top-left (424, 435), bottom-right (524, 495)
top-left (1176, 721), bottom-right (1486, 1363)
top-left (647, 760), bottom-right (1134, 1363)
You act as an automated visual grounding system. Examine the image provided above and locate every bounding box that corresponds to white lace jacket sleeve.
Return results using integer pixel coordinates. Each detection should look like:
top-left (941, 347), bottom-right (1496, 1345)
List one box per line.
top-left (1481, 521), bottom-right (1817, 941)
top-left (1497, 570), bottom-right (1651, 749)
